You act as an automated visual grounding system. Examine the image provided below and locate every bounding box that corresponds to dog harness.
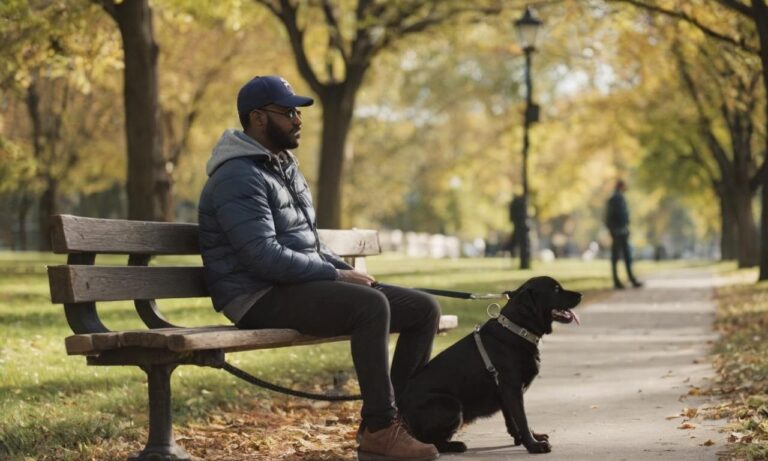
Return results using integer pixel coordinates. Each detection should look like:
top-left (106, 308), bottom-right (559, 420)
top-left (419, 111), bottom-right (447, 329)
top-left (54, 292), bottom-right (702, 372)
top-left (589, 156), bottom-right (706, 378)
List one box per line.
top-left (473, 326), bottom-right (500, 386)
top-left (474, 315), bottom-right (541, 386)
top-left (496, 314), bottom-right (540, 345)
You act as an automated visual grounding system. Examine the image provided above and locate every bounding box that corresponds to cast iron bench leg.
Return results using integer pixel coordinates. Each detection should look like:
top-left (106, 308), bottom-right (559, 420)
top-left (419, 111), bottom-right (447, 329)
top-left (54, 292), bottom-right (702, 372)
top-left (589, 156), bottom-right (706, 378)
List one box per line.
top-left (128, 364), bottom-right (190, 461)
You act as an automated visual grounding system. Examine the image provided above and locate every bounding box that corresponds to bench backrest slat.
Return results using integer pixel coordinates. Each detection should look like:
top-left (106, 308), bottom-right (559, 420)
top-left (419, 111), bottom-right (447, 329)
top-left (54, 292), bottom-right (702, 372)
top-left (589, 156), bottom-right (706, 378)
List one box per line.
top-left (48, 215), bottom-right (382, 305)
top-left (316, 229), bottom-right (380, 257)
top-left (51, 214), bottom-right (381, 257)
top-left (52, 215), bottom-right (200, 255)
top-left (49, 266), bottom-right (207, 303)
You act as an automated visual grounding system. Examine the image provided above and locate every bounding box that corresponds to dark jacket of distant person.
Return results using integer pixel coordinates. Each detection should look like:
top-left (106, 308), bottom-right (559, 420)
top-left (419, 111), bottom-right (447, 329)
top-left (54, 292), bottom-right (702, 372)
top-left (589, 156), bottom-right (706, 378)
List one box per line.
top-left (605, 188), bottom-right (630, 236)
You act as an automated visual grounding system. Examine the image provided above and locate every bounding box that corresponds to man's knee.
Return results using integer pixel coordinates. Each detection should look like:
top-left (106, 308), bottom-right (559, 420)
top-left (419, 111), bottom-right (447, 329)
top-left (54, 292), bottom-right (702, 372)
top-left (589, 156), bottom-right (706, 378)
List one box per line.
top-left (412, 291), bottom-right (441, 326)
top-left (357, 288), bottom-right (391, 323)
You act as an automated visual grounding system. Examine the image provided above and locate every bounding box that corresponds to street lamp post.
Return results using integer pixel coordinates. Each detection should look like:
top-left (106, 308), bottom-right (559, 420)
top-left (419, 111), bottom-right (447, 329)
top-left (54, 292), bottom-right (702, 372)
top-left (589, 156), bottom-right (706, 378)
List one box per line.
top-left (514, 6), bottom-right (542, 270)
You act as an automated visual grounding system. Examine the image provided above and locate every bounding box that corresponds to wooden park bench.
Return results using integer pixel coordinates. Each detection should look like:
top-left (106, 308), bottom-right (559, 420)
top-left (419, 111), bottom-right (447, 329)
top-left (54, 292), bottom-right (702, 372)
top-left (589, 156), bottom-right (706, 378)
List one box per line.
top-left (46, 214), bottom-right (458, 461)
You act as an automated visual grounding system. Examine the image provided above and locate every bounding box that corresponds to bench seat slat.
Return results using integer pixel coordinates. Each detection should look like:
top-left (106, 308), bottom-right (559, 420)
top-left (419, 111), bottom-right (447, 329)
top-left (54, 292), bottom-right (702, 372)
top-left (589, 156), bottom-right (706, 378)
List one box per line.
top-left (65, 315), bottom-right (459, 355)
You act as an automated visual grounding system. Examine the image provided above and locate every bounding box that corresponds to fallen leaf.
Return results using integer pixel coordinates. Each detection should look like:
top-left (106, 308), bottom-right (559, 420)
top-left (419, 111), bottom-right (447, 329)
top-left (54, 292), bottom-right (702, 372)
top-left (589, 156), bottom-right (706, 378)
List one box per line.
top-left (688, 387), bottom-right (702, 396)
top-left (702, 439), bottom-right (715, 446)
top-left (683, 407), bottom-right (698, 418)
top-left (678, 422), bottom-right (697, 429)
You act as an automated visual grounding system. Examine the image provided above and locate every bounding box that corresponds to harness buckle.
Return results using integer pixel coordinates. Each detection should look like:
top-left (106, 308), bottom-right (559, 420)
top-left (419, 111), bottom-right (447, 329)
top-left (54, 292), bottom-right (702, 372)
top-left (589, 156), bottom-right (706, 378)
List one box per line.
top-left (520, 328), bottom-right (529, 337)
top-left (488, 366), bottom-right (500, 385)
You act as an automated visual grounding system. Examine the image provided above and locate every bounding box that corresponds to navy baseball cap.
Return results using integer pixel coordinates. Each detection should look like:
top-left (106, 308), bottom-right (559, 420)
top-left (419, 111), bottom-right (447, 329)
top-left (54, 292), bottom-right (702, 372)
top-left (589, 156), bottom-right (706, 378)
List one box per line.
top-left (237, 75), bottom-right (314, 119)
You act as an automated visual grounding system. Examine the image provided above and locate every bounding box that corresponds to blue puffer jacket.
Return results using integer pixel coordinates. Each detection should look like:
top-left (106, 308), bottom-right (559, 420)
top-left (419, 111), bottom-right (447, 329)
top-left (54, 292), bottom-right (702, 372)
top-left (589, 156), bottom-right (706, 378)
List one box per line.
top-left (198, 129), bottom-right (347, 312)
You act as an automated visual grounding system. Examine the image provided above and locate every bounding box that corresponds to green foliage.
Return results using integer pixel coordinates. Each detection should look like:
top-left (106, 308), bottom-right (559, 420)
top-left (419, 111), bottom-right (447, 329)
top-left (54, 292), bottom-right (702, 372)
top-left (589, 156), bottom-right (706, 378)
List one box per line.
top-left (0, 137), bottom-right (35, 195)
top-left (0, 0), bottom-right (755, 253)
top-left (0, 0), bottom-right (126, 223)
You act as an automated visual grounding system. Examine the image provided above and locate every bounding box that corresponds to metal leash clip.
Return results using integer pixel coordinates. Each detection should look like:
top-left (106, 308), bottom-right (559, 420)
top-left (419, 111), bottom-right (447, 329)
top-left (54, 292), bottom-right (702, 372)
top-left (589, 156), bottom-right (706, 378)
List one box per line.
top-left (486, 302), bottom-right (501, 319)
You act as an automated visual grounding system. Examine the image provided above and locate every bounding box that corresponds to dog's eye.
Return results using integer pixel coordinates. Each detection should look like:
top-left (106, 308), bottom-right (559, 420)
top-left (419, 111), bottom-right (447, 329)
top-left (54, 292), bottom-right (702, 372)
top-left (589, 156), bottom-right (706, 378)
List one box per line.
top-left (554, 286), bottom-right (561, 292)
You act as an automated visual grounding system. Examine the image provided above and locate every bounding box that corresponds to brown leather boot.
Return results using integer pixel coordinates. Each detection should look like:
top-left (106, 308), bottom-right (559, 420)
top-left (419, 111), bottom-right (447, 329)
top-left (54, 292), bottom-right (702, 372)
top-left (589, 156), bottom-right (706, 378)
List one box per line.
top-left (358, 418), bottom-right (439, 461)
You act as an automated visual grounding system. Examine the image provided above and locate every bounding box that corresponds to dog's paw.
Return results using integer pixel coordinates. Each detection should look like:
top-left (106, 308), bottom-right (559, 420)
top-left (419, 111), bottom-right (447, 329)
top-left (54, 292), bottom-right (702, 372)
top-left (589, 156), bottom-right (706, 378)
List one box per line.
top-left (532, 431), bottom-right (549, 442)
top-left (435, 440), bottom-right (467, 453)
top-left (525, 439), bottom-right (551, 454)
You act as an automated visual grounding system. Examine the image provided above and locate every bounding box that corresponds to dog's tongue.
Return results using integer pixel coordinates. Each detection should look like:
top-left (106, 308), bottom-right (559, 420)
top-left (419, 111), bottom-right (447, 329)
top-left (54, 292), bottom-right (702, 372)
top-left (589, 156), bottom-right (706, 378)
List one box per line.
top-left (570, 309), bottom-right (581, 325)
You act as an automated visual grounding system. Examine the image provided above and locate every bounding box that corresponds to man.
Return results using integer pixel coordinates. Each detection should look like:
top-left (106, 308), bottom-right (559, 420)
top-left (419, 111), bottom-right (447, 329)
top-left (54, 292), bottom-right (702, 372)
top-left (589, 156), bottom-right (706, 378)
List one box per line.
top-left (605, 179), bottom-right (643, 289)
top-left (198, 75), bottom-right (440, 461)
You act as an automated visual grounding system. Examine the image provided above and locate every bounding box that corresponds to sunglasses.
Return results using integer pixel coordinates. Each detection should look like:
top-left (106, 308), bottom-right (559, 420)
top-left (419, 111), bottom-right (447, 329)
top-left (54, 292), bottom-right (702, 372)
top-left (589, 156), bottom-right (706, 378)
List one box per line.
top-left (258, 107), bottom-right (302, 121)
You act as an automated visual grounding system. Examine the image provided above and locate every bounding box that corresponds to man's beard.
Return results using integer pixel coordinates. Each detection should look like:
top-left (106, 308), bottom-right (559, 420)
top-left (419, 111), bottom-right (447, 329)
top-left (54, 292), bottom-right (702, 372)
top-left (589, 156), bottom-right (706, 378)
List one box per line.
top-left (265, 116), bottom-right (298, 150)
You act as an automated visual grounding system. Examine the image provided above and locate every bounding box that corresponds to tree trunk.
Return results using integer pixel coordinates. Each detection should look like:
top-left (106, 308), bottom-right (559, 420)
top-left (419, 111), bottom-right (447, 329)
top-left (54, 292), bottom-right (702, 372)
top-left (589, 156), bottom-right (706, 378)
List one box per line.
top-left (37, 178), bottom-right (57, 251)
top-left (108, 0), bottom-right (172, 221)
top-left (16, 192), bottom-right (31, 251)
top-left (732, 184), bottom-right (760, 267)
top-left (754, 0), bottom-right (768, 280)
top-left (720, 193), bottom-right (738, 260)
top-left (316, 84), bottom-right (355, 228)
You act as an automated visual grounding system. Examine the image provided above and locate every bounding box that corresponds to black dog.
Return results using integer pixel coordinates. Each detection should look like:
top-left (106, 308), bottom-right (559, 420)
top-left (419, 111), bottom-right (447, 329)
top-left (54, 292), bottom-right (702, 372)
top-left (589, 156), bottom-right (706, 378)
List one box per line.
top-left (399, 276), bottom-right (582, 454)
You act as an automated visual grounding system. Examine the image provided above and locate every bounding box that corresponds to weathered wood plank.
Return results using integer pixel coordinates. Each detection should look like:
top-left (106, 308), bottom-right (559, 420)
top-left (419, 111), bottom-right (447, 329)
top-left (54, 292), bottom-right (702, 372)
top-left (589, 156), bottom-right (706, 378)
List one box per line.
top-left (65, 315), bottom-right (459, 355)
top-left (51, 214), bottom-right (380, 257)
top-left (51, 214), bottom-right (201, 255)
top-left (48, 266), bottom-right (208, 303)
top-left (318, 229), bottom-right (380, 257)
top-left (64, 334), bottom-right (99, 355)
top-left (439, 314), bottom-right (458, 331)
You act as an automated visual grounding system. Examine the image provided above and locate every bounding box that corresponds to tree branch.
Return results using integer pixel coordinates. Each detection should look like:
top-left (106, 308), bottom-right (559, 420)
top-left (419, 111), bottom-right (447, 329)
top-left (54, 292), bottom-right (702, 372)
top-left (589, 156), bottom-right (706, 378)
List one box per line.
top-left (321, 0), bottom-right (350, 67)
top-left (716, 0), bottom-right (752, 17)
top-left (93, 0), bottom-right (117, 20)
top-left (255, 0), bottom-right (324, 96)
top-left (685, 140), bottom-right (719, 186)
top-left (253, 0), bottom-right (280, 18)
top-left (608, 0), bottom-right (759, 54)
top-left (750, 152), bottom-right (768, 191)
top-left (672, 40), bottom-right (735, 186)
top-left (168, 42), bottom-right (242, 168)
top-left (377, 3), bottom-right (501, 54)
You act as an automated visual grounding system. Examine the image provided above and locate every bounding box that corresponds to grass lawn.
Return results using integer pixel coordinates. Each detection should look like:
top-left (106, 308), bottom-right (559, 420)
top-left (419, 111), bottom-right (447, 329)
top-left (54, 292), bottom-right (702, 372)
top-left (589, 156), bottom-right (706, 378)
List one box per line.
top-left (0, 252), bottom-right (714, 460)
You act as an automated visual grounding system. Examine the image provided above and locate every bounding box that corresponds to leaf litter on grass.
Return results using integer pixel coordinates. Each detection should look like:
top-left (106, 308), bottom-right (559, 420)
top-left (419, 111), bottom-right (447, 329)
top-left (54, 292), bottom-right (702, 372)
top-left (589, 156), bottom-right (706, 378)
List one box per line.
top-left (691, 280), bottom-right (768, 460)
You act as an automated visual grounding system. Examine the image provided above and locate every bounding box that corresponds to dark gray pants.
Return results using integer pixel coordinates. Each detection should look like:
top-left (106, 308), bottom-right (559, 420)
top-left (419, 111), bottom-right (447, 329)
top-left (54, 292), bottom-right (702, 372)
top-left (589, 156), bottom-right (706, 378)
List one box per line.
top-left (611, 232), bottom-right (638, 285)
top-left (236, 281), bottom-right (441, 430)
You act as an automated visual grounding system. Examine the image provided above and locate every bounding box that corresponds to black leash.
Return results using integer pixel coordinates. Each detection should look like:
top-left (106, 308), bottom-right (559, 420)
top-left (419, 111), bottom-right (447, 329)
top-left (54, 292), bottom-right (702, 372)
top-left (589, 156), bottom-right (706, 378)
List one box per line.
top-left (220, 362), bottom-right (362, 401)
top-left (220, 284), bottom-right (507, 401)
top-left (376, 283), bottom-right (508, 300)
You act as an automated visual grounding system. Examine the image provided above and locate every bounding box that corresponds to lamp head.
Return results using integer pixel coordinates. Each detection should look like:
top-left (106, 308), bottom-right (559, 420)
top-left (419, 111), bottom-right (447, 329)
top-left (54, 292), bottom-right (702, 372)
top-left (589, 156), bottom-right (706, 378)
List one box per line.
top-left (515, 6), bottom-right (543, 50)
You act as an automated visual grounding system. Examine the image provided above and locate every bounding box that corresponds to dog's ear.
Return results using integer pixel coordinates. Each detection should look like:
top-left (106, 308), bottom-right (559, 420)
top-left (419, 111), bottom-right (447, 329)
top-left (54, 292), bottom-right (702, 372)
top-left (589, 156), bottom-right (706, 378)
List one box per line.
top-left (511, 288), bottom-right (537, 308)
top-left (523, 288), bottom-right (539, 309)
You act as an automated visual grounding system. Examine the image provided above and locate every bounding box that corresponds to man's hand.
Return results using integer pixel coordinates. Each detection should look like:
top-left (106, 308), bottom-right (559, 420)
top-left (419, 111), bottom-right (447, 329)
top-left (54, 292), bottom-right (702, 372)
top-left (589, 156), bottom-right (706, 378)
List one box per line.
top-left (336, 269), bottom-right (376, 286)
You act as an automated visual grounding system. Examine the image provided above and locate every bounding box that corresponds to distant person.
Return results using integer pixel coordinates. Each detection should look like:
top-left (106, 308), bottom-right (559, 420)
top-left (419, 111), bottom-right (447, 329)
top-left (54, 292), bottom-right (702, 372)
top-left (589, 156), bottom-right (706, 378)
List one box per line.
top-left (605, 180), bottom-right (643, 289)
top-left (508, 194), bottom-right (526, 258)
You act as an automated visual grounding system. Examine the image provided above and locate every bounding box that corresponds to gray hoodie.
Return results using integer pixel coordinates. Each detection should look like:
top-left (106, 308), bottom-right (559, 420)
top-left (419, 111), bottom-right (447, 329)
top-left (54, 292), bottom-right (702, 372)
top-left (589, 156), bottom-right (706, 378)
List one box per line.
top-left (206, 129), bottom-right (272, 176)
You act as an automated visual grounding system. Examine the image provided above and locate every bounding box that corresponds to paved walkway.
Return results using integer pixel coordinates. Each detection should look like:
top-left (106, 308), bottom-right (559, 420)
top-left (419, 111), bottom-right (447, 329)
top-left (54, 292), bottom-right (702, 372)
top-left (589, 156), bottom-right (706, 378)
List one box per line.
top-left (445, 269), bottom-right (729, 460)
